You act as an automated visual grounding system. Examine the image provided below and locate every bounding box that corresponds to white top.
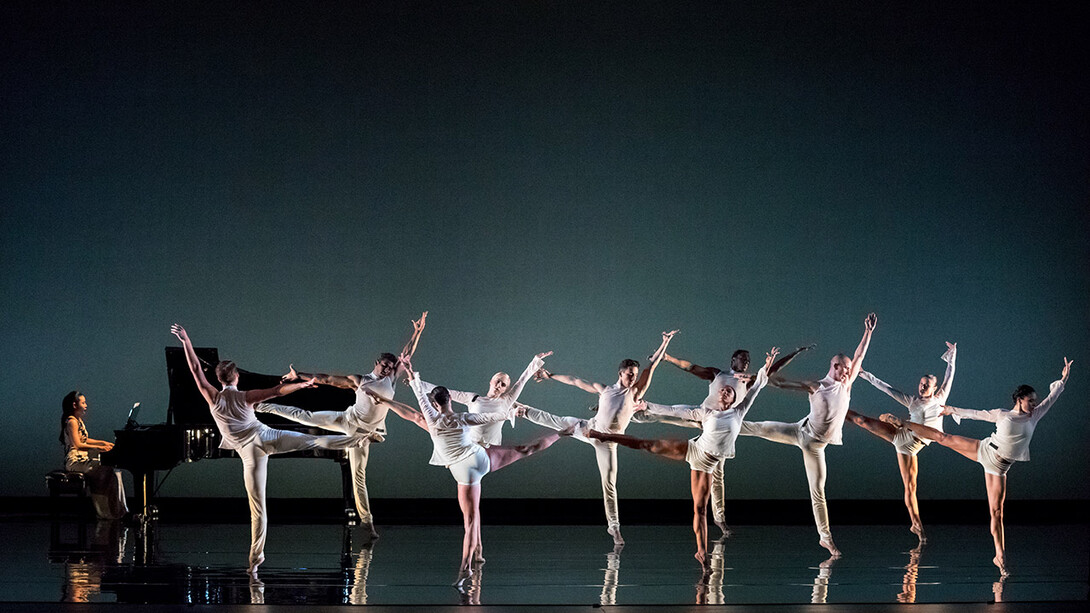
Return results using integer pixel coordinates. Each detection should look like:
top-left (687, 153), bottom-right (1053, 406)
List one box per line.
top-left (348, 373), bottom-right (398, 435)
top-left (859, 346), bottom-right (957, 439)
top-left (951, 379), bottom-right (1065, 462)
top-left (591, 382), bottom-right (637, 434)
top-left (420, 355), bottom-right (544, 446)
top-left (704, 369), bottom-right (750, 410)
top-left (647, 365), bottom-right (770, 459)
top-left (802, 376), bottom-right (852, 445)
top-left (210, 386), bottom-right (265, 449)
top-left (409, 374), bottom-right (515, 466)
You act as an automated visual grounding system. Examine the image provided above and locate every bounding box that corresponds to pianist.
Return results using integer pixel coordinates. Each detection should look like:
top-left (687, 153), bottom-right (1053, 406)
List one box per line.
top-left (60, 391), bottom-right (129, 520)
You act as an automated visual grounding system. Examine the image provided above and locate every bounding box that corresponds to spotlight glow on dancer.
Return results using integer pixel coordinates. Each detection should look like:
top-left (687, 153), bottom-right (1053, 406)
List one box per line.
top-left (845, 341), bottom-right (957, 542)
top-left (589, 347), bottom-right (779, 563)
top-left (258, 312), bottom-right (426, 539)
top-left (739, 313), bottom-right (877, 556)
top-left (375, 354), bottom-right (565, 586)
top-left (170, 324), bottom-right (372, 575)
top-left (648, 343), bottom-right (814, 536)
top-left (880, 357), bottom-right (1072, 576)
top-left (525, 330), bottom-right (678, 545)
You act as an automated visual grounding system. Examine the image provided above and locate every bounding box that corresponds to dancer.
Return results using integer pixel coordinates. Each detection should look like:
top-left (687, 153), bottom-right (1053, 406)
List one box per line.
top-left (258, 312), bottom-right (426, 538)
top-left (170, 324), bottom-right (371, 575)
top-left (417, 351), bottom-right (553, 447)
top-left (880, 357), bottom-right (1072, 576)
top-left (845, 341), bottom-right (957, 542)
top-left (590, 347), bottom-right (778, 563)
top-left (374, 355), bottom-right (563, 585)
top-left (647, 344), bottom-right (814, 536)
top-left (60, 391), bottom-right (128, 520)
top-left (739, 313), bottom-right (878, 556)
top-left (527, 329), bottom-right (678, 545)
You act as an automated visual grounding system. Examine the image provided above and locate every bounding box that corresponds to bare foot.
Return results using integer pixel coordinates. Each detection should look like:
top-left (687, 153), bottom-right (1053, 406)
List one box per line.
top-left (910, 524), bottom-right (926, 543)
top-left (993, 555), bottom-right (1010, 577)
top-left (819, 539), bottom-right (842, 557)
top-left (607, 525), bottom-right (625, 546)
top-left (715, 520), bottom-right (733, 538)
top-left (247, 553), bottom-right (265, 576)
top-left (879, 413), bottom-right (903, 428)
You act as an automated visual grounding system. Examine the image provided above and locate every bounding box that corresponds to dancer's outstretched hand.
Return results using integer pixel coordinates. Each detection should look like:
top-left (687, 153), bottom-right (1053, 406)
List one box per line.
top-left (633, 400), bottom-right (648, 412)
top-left (662, 329), bottom-right (679, 341)
top-left (281, 364), bottom-right (299, 382)
top-left (533, 368), bottom-right (552, 382)
top-left (764, 347), bottom-right (780, 370)
top-left (412, 311), bottom-right (428, 333)
top-left (1061, 357), bottom-right (1073, 383)
top-left (536, 351), bottom-right (553, 360)
top-left (864, 313), bottom-right (878, 331)
top-left (170, 323), bottom-right (189, 342)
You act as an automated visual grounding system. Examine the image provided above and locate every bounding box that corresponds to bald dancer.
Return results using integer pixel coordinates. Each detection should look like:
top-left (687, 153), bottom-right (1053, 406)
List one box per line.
top-left (739, 313), bottom-right (877, 556)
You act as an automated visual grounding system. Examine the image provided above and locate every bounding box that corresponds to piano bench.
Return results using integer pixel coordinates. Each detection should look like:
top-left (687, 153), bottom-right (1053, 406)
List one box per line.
top-left (45, 470), bottom-right (88, 498)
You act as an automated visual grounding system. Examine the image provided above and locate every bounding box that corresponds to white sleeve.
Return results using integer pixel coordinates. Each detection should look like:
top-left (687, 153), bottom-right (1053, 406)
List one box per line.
top-left (950, 407), bottom-right (1003, 424)
top-left (935, 347), bottom-right (957, 403)
top-left (1030, 379), bottom-right (1064, 424)
top-left (409, 374), bottom-right (441, 425)
top-left (859, 371), bottom-right (914, 408)
top-left (644, 402), bottom-right (706, 422)
top-left (735, 364), bottom-right (770, 417)
top-left (505, 355), bottom-right (545, 403)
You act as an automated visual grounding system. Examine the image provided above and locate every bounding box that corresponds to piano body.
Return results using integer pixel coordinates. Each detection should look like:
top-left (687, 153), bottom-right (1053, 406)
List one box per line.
top-left (102, 347), bottom-right (360, 521)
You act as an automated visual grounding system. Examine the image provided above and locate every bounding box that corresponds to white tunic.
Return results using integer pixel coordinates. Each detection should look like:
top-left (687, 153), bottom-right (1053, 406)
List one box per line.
top-left (648, 366), bottom-right (770, 459)
top-left (419, 355), bottom-right (544, 446)
top-left (349, 373), bottom-right (398, 435)
top-left (409, 374), bottom-right (514, 466)
top-left (859, 346), bottom-right (957, 438)
top-left (591, 383), bottom-right (636, 434)
top-left (801, 376), bottom-right (852, 445)
top-left (211, 386), bottom-right (264, 449)
top-left (951, 380), bottom-right (1064, 462)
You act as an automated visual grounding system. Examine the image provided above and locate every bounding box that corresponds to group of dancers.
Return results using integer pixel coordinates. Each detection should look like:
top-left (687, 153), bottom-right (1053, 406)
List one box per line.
top-left (59, 312), bottom-right (1072, 583)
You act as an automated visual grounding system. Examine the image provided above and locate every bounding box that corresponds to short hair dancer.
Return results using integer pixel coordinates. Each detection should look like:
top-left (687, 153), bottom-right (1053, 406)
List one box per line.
top-left (845, 341), bottom-right (957, 542)
top-left (258, 312), bottom-right (426, 539)
top-left (375, 355), bottom-right (565, 586)
top-left (170, 324), bottom-right (371, 575)
top-left (589, 347), bottom-right (779, 563)
top-left (880, 357), bottom-right (1072, 576)
top-left (648, 344), bottom-right (814, 536)
top-left (416, 351), bottom-right (554, 447)
top-left (524, 330), bottom-right (678, 545)
top-left (739, 313), bottom-right (877, 556)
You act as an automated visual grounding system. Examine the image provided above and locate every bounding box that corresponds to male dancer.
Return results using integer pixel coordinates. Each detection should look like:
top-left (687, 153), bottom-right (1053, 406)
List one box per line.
top-left (648, 344), bottom-right (814, 536)
top-left (525, 330), bottom-right (677, 545)
top-left (171, 324), bottom-right (369, 574)
top-left (258, 312), bottom-right (426, 539)
top-left (739, 313), bottom-right (877, 556)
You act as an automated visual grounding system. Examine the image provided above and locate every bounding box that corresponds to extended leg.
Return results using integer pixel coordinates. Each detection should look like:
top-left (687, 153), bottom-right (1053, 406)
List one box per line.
top-left (237, 444), bottom-right (270, 575)
top-left (588, 430), bottom-right (688, 461)
top-left (255, 403), bottom-right (356, 433)
top-left (522, 406), bottom-right (586, 434)
top-left (691, 469), bottom-right (712, 564)
top-left (984, 472), bottom-right (1009, 576)
top-left (846, 409), bottom-right (899, 443)
top-left (740, 420), bottom-right (803, 446)
top-left (881, 415), bottom-right (981, 462)
top-left (897, 453), bottom-right (925, 541)
top-left (485, 430), bottom-right (562, 472)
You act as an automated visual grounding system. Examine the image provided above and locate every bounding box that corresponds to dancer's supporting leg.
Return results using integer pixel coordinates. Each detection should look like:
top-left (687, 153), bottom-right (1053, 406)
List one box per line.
top-left (589, 431), bottom-right (717, 562)
top-left (709, 462), bottom-right (730, 537)
top-left (846, 409), bottom-right (925, 540)
top-left (740, 420), bottom-right (838, 556)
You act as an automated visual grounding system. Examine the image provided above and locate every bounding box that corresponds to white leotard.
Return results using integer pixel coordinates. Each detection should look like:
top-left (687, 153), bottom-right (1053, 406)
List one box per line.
top-left (952, 379), bottom-right (1065, 462)
top-left (409, 374), bottom-right (514, 467)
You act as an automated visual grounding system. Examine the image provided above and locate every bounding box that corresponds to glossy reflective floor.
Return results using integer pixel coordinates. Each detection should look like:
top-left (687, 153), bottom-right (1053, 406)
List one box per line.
top-left (1, 519), bottom-right (1085, 606)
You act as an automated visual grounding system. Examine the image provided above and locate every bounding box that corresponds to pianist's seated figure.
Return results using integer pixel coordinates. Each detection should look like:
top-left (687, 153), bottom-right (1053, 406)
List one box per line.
top-left (61, 391), bottom-right (128, 520)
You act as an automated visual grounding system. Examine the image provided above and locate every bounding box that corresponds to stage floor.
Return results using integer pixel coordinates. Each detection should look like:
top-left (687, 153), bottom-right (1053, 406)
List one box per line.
top-left (0, 519), bottom-right (1085, 607)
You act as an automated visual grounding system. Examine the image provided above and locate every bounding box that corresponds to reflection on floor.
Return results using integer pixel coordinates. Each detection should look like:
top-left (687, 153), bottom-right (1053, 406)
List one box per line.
top-left (0, 519), bottom-right (1085, 606)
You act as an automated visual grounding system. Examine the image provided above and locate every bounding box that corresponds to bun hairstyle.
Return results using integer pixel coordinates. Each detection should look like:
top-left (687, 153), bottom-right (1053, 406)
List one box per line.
top-left (430, 386), bottom-right (451, 406)
top-left (215, 360), bottom-right (238, 385)
top-left (59, 390), bottom-right (82, 444)
top-left (1012, 384), bottom-right (1036, 403)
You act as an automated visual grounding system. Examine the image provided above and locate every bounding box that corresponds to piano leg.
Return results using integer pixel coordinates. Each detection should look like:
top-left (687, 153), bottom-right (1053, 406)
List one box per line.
top-left (339, 458), bottom-right (358, 525)
top-left (133, 470), bottom-right (159, 522)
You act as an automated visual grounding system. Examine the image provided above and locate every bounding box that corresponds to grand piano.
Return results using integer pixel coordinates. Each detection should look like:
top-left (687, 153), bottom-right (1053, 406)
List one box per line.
top-left (102, 347), bottom-right (361, 522)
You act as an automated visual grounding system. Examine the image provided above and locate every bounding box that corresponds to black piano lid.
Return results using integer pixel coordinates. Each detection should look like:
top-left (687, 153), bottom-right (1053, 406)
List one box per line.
top-left (164, 347), bottom-right (356, 427)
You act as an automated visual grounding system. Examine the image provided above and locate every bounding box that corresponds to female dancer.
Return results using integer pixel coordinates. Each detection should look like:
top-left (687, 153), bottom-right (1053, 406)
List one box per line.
top-left (880, 357), bottom-right (1072, 576)
top-left (171, 324), bottom-right (372, 575)
top-left (417, 351), bottom-right (553, 447)
top-left (588, 347), bottom-right (778, 563)
top-left (845, 341), bottom-right (956, 541)
top-left (60, 391), bottom-right (128, 520)
top-left (379, 355), bottom-right (565, 585)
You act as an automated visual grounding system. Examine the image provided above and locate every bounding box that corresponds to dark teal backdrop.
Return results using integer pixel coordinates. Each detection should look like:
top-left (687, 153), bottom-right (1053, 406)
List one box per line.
top-left (2, 2), bottom-right (1086, 502)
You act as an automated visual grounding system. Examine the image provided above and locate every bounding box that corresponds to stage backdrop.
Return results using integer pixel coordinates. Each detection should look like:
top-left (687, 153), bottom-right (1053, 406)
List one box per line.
top-left (2, 2), bottom-right (1087, 502)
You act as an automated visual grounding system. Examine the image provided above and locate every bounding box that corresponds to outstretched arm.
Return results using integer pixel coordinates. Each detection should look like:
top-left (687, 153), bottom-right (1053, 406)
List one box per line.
top-left (245, 379), bottom-right (318, 405)
top-left (661, 353), bottom-right (720, 381)
top-left (769, 376), bottom-right (820, 393)
top-left (1030, 357), bottom-right (1073, 422)
top-left (858, 371), bottom-right (914, 408)
top-left (538, 370), bottom-right (605, 395)
top-left (934, 342), bottom-right (957, 401)
top-left (368, 392), bottom-right (429, 432)
top-left (632, 329), bottom-right (679, 400)
top-left (170, 324), bottom-right (218, 405)
top-left (765, 344), bottom-right (815, 380)
top-left (281, 364), bottom-right (360, 390)
top-left (505, 351), bottom-right (552, 401)
top-left (395, 311), bottom-right (428, 376)
top-left (847, 313), bottom-right (878, 385)
top-left (736, 348), bottom-right (778, 416)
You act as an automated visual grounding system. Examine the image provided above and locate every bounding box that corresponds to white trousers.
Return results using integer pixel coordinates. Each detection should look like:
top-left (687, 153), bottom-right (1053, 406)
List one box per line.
top-left (66, 457), bottom-right (128, 520)
top-left (256, 403), bottom-right (376, 524)
top-left (740, 419), bottom-right (832, 542)
top-left (235, 426), bottom-right (362, 566)
top-left (523, 407), bottom-right (620, 530)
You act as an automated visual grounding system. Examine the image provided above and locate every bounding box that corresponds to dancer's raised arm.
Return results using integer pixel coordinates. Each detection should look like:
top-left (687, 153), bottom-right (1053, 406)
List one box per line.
top-left (280, 364), bottom-right (360, 390)
top-left (538, 370), bottom-right (605, 394)
top-left (396, 311), bottom-right (428, 377)
top-left (364, 390), bottom-right (428, 432)
top-left (767, 344), bottom-right (815, 379)
top-left (632, 329), bottom-right (679, 400)
top-left (934, 342), bottom-right (958, 401)
top-left (661, 352), bottom-right (721, 381)
top-left (859, 371), bottom-right (913, 408)
top-left (245, 378), bottom-right (318, 405)
top-left (734, 348), bottom-right (778, 415)
top-left (171, 324), bottom-right (218, 405)
top-left (503, 352), bottom-right (552, 401)
top-left (847, 313), bottom-right (878, 385)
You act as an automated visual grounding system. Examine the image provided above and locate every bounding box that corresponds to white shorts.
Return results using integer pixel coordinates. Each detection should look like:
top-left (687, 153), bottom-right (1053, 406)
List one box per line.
top-left (448, 446), bottom-right (491, 485)
top-left (686, 439), bottom-right (721, 474)
top-left (892, 427), bottom-right (926, 456)
top-left (977, 438), bottom-right (1014, 476)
